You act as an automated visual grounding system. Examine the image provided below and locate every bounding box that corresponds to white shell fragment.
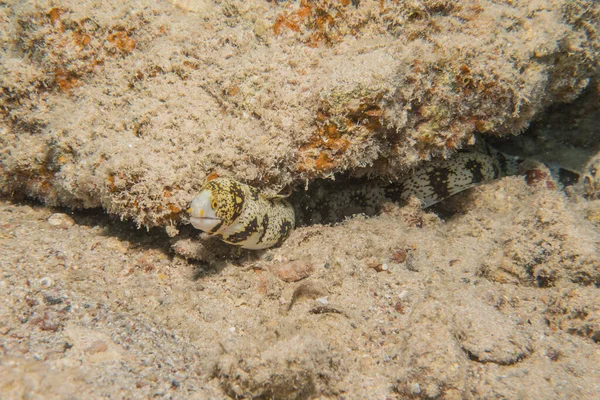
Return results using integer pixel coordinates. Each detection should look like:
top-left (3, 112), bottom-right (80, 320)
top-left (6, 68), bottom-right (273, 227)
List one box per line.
top-left (47, 213), bottom-right (75, 229)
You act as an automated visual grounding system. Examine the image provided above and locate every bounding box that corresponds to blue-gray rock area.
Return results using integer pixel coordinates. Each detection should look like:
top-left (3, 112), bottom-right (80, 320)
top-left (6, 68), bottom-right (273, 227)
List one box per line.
top-left (1, 0), bottom-right (598, 227)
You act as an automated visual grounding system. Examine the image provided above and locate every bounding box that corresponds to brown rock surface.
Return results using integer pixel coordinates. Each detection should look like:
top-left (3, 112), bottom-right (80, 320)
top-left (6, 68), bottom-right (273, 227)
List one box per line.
top-left (1, 0), bottom-right (598, 226)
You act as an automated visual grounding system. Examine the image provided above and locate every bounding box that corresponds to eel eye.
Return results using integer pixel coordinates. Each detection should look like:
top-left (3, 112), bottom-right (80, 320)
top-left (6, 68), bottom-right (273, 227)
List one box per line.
top-left (211, 200), bottom-right (218, 209)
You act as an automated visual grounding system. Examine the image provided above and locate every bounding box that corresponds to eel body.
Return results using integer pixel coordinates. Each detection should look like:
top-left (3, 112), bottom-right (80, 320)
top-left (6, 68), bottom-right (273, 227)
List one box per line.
top-left (291, 144), bottom-right (521, 226)
top-left (189, 144), bottom-right (583, 250)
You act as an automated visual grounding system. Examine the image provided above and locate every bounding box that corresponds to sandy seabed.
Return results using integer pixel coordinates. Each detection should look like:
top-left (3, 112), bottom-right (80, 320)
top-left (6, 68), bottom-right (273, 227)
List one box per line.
top-left (2, 174), bottom-right (600, 399)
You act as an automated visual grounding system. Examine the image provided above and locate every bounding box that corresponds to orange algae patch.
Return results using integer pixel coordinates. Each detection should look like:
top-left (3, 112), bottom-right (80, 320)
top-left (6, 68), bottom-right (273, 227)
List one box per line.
top-left (54, 69), bottom-right (80, 92)
top-left (48, 7), bottom-right (65, 27)
top-left (107, 31), bottom-right (136, 53)
top-left (298, 122), bottom-right (351, 174)
top-left (25, 7), bottom-right (141, 95)
top-left (168, 203), bottom-right (182, 214)
top-left (272, 0), bottom-right (353, 47)
top-left (315, 153), bottom-right (335, 171)
top-left (298, 96), bottom-right (387, 174)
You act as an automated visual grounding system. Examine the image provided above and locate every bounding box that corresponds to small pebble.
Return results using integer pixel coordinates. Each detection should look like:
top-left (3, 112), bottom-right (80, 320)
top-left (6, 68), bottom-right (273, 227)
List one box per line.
top-left (87, 340), bottom-right (108, 354)
top-left (43, 293), bottom-right (63, 305)
top-left (391, 249), bottom-right (408, 263)
top-left (40, 277), bottom-right (53, 287)
top-left (271, 260), bottom-right (314, 282)
top-left (365, 257), bottom-right (390, 272)
top-left (316, 296), bottom-right (329, 306)
top-left (47, 213), bottom-right (75, 229)
top-left (546, 348), bottom-right (560, 361)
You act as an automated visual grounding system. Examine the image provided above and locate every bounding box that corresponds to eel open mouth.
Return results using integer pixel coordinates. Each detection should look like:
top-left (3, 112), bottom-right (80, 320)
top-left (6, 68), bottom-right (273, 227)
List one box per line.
top-left (189, 216), bottom-right (222, 232)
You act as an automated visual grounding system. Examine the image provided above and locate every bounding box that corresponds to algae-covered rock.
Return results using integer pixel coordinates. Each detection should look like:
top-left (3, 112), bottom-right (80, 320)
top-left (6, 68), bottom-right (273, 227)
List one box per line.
top-left (1, 0), bottom-right (599, 226)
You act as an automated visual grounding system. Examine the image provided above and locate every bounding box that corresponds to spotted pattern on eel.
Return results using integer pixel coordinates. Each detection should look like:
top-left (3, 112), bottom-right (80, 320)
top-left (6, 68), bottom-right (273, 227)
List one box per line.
top-left (189, 177), bottom-right (294, 249)
top-left (189, 144), bottom-right (583, 249)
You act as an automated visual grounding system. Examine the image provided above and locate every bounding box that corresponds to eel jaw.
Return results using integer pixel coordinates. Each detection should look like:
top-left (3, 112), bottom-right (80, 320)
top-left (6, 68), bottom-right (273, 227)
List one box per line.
top-left (189, 216), bottom-right (222, 232)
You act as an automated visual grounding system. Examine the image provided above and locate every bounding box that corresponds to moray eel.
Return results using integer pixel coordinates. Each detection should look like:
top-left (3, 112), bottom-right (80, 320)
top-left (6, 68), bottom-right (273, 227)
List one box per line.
top-left (189, 177), bottom-right (294, 250)
top-left (291, 144), bottom-right (523, 225)
top-left (189, 144), bottom-right (582, 249)
top-left (388, 145), bottom-right (520, 207)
